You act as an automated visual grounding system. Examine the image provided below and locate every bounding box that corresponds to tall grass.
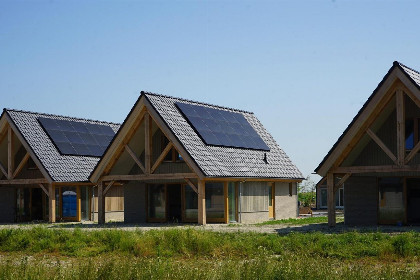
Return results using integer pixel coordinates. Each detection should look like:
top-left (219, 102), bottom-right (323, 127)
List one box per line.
top-left (0, 227), bottom-right (419, 279)
top-left (0, 227), bottom-right (418, 259)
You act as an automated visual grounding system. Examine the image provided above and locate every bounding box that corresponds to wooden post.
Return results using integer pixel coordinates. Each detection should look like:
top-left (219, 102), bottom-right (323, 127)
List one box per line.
top-left (76, 186), bottom-right (81, 222)
top-left (98, 181), bottom-right (106, 224)
top-left (145, 112), bottom-right (151, 174)
top-left (48, 184), bottom-right (55, 223)
top-left (396, 89), bottom-right (405, 166)
top-left (198, 180), bottom-right (206, 225)
top-left (327, 172), bottom-right (336, 227)
top-left (7, 126), bottom-right (14, 179)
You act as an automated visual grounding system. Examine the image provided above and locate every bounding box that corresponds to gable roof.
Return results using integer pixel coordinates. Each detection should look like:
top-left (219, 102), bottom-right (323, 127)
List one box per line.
top-left (91, 91), bottom-right (303, 181)
top-left (2, 109), bottom-right (120, 182)
top-left (315, 61), bottom-right (420, 176)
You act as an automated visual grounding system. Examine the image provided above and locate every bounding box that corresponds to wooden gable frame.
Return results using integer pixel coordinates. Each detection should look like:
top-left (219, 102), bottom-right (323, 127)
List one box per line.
top-left (316, 64), bottom-right (420, 227)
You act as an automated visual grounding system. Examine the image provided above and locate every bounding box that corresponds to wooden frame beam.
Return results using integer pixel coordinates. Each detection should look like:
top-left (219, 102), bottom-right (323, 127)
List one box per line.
top-left (184, 178), bottom-right (198, 194)
top-left (144, 112), bottom-right (151, 174)
top-left (125, 145), bottom-right (146, 173)
top-left (198, 180), bottom-right (206, 225)
top-left (0, 178), bottom-right (48, 185)
top-left (38, 183), bottom-right (49, 196)
top-left (7, 126), bottom-right (14, 179)
top-left (103, 180), bottom-right (115, 196)
top-left (366, 128), bottom-right (397, 163)
top-left (0, 161), bottom-right (7, 178)
top-left (48, 184), bottom-right (55, 223)
top-left (334, 165), bottom-right (420, 174)
top-left (396, 89), bottom-right (405, 166)
top-left (334, 173), bottom-right (350, 192)
top-left (151, 142), bottom-right (173, 173)
top-left (98, 181), bottom-right (105, 224)
top-left (12, 153), bottom-right (30, 179)
top-left (101, 173), bottom-right (198, 182)
top-left (327, 172), bottom-right (335, 227)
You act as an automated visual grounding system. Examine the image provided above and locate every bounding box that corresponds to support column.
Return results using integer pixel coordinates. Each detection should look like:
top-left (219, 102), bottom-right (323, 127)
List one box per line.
top-left (48, 184), bottom-right (55, 223)
top-left (198, 180), bottom-right (206, 225)
top-left (327, 172), bottom-right (336, 227)
top-left (396, 89), bottom-right (405, 166)
top-left (98, 181), bottom-right (106, 224)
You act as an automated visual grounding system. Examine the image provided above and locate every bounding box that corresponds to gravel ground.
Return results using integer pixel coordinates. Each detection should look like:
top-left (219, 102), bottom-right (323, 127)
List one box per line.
top-left (1, 220), bottom-right (420, 235)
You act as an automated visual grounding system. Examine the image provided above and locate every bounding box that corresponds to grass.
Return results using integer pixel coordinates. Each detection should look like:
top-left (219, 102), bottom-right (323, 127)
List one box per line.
top-left (0, 227), bottom-right (418, 279)
top-left (255, 215), bottom-right (344, 226)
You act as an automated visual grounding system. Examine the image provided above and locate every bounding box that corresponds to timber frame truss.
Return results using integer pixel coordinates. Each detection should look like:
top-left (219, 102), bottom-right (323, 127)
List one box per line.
top-left (95, 106), bottom-right (205, 224)
top-left (324, 78), bottom-right (420, 227)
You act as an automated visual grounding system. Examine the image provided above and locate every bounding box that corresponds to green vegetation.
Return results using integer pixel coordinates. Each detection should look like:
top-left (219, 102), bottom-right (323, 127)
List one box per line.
top-left (256, 215), bottom-right (344, 226)
top-left (0, 227), bottom-right (418, 279)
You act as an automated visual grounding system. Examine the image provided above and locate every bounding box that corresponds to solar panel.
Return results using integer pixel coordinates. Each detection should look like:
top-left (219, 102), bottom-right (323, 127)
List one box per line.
top-left (38, 117), bottom-right (116, 157)
top-left (175, 102), bottom-right (270, 151)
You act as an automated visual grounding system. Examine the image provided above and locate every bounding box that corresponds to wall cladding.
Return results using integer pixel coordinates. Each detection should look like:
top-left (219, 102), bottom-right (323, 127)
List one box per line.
top-left (344, 176), bottom-right (378, 225)
top-left (275, 182), bottom-right (298, 220)
top-left (124, 181), bottom-right (146, 223)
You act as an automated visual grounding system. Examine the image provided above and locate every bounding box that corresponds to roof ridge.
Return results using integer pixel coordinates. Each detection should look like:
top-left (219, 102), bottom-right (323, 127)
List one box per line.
top-left (141, 91), bottom-right (254, 114)
top-left (4, 108), bottom-right (121, 126)
top-left (395, 61), bottom-right (420, 75)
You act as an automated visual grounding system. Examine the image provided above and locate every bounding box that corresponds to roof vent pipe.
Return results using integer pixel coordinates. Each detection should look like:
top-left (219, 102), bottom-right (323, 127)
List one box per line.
top-left (263, 153), bottom-right (268, 164)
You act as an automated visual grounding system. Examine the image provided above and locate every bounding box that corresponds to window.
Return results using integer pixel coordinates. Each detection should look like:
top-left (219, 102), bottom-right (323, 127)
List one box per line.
top-left (406, 119), bottom-right (415, 150)
top-left (319, 187), bottom-right (344, 208)
top-left (289, 183), bottom-right (293, 196)
top-left (161, 135), bottom-right (183, 162)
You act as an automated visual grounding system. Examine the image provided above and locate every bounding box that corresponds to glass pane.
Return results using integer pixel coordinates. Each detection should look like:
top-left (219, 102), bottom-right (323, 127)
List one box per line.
top-left (148, 184), bottom-right (166, 219)
top-left (320, 189), bottom-right (327, 207)
top-left (228, 182), bottom-right (236, 222)
top-left (62, 187), bottom-right (77, 218)
top-left (378, 178), bottom-right (404, 223)
top-left (339, 188), bottom-right (344, 207)
top-left (185, 186), bottom-right (198, 220)
top-left (205, 182), bottom-right (224, 219)
top-left (268, 185), bottom-right (273, 206)
top-left (81, 187), bottom-right (90, 220)
top-left (406, 119), bottom-right (414, 150)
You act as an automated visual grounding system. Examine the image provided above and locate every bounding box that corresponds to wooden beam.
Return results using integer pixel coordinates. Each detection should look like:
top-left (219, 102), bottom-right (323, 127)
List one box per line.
top-left (125, 145), bottom-right (146, 173)
top-left (334, 165), bottom-right (420, 174)
top-left (101, 109), bottom-right (146, 177)
top-left (327, 172), bottom-right (335, 227)
top-left (48, 184), bottom-right (55, 223)
top-left (38, 183), bottom-right (49, 196)
top-left (151, 142), bottom-right (173, 173)
top-left (396, 89), bottom-right (405, 166)
top-left (198, 180), bottom-right (206, 225)
top-left (405, 139), bottom-right (420, 164)
top-left (317, 75), bottom-right (398, 176)
top-left (98, 181), bottom-right (105, 224)
top-left (184, 178), bottom-right (198, 194)
top-left (366, 128), bottom-right (397, 163)
top-left (103, 180), bottom-right (115, 196)
top-left (12, 153), bottom-right (30, 179)
top-left (7, 126), bottom-right (13, 179)
top-left (334, 173), bottom-right (350, 192)
top-left (101, 173), bottom-right (198, 182)
top-left (0, 178), bottom-right (48, 185)
top-left (144, 112), bottom-right (151, 174)
top-left (0, 161), bottom-right (7, 178)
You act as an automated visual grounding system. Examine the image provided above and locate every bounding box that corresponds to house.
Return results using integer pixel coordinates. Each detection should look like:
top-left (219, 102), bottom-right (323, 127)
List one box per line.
top-left (89, 92), bottom-right (303, 224)
top-left (315, 61), bottom-right (420, 226)
top-left (0, 109), bottom-right (123, 223)
top-left (315, 177), bottom-right (343, 210)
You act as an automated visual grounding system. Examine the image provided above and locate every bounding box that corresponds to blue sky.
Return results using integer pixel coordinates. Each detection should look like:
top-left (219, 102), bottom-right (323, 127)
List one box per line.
top-left (1, 1), bottom-right (419, 182)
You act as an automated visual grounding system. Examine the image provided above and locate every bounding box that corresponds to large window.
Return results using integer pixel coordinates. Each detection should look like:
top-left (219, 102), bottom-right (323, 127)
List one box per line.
top-left (319, 187), bottom-right (344, 209)
top-left (378, 177), bottom-right (404, 224)
top-left (184, 185), bottom-right (198, 221)
top-left (241, 182), bottom-right (269, 212)
top-left (205, 182), bottom-right (225, 220)
top-left (148, 184), bottom-right (166, 220)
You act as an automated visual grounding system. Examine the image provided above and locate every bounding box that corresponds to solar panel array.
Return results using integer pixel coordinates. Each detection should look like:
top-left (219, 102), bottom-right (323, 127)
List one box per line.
top-left (175, 102), bottom-right (270, 151)
top-left (38, 117), bottom-right (115, 157)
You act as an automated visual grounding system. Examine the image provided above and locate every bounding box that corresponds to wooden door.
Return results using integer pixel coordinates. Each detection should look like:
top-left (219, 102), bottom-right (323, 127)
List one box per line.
top-left (268, 184), bottom-right (274, 219)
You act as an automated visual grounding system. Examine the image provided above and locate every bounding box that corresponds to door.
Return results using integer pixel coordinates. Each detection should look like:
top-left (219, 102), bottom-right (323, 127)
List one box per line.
top-left (406, 179), bottom-right (420, 224)
top-left (268, 184), bottom-right (274, 219)
top-left (167, 184), bottom-right (182, 222)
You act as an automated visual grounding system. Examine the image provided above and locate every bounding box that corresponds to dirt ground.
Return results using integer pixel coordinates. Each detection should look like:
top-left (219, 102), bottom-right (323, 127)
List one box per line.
top-left (2, 219), bottom-right (420, 235)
